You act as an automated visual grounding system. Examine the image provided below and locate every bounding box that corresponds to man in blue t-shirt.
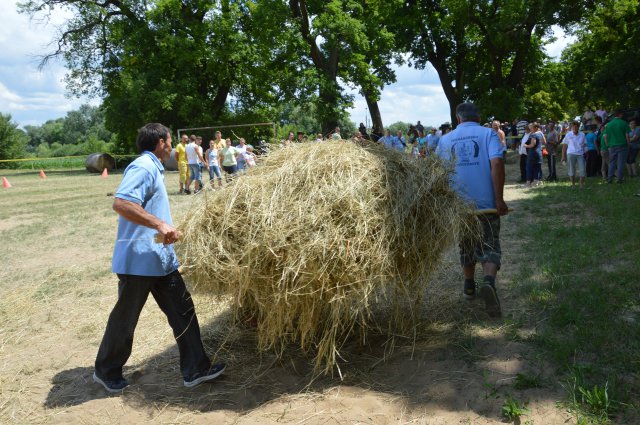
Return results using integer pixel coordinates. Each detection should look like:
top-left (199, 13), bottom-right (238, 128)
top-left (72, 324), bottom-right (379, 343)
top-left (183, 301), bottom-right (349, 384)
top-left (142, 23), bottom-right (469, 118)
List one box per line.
top-left (93, 123), bottom-right (226, 393)
top-left (380, 129), bottom-right (404, 152)
top-left (436, 103), bottom-right (508, 317)
top-left (427, 127), bottom-right (440, 151)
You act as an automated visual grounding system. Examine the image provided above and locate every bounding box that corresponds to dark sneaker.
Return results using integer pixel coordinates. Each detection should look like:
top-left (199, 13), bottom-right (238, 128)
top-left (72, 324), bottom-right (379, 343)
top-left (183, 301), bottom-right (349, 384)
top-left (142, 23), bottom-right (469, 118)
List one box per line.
top-left (184, 362), bottom-right (226, 388)
top-left (479, 283), bottom-right (501, 318)
top-left (184, 189), bottom-right (191, 195)
top-left (93, 372), bottom-right (129, 393)
top-left (463, 281), bottom-right (476, 300)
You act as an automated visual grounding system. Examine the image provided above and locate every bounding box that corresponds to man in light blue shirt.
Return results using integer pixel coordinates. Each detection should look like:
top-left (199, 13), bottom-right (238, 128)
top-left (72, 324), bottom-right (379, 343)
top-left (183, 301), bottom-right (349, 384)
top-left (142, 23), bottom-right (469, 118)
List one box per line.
top-left (94, 123), bottom-right (225, 393)
top-left (427, 127), bottom-right (440, 151)
top-left (380, 129), bottom-right (404, 152)
top-left (435, 103), bottom-right (508, 317)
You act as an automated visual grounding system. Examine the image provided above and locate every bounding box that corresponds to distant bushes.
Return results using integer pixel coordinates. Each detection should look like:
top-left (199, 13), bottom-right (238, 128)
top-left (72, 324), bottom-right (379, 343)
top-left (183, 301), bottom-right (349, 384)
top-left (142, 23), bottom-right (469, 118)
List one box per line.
top-left (34, 135), bottom-right (115, 158)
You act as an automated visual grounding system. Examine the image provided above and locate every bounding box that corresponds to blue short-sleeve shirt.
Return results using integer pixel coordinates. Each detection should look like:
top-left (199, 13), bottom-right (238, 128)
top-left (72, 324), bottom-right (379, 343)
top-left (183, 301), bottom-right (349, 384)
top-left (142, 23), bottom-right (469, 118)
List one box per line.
top-left (435, 122), bottom-right (503, 210)
top-left (380, 135), bottom-right (404, 152)
top-left (585, 132), bottom-right (597, 151)
top-left (112, 151), bottom-right (180, 276)
top-left (427, 134), bottom-right (440, 150)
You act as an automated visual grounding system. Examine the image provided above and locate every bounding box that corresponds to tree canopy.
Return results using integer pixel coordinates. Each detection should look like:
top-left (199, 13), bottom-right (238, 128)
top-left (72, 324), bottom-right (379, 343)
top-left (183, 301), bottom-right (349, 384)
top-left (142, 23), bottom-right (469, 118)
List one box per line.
top-left (395, 0), bottom-right (596, 123)
top-left (0, 114), bottom-right (28, 162)
top-left (16, 0), bottom-right (638, 151)
top-left (561, 0), bottom-right (640, 109)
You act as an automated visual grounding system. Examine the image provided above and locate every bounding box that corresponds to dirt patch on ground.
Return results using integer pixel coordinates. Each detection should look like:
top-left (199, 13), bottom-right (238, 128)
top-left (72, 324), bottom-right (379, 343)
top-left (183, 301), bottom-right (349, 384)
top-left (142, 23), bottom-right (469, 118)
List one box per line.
top-left (0, 213), bottom-right (43, 232)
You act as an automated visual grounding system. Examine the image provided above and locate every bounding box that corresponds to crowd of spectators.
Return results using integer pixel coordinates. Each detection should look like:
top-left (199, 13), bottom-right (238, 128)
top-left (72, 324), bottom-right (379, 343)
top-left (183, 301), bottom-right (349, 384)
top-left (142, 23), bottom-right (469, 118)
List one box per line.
top-left (174, 131), bottom-right (258, 194)
top-left (479, 108), bottom-right (639, 189)
top-left (173, 108), bottom-right (639, 194)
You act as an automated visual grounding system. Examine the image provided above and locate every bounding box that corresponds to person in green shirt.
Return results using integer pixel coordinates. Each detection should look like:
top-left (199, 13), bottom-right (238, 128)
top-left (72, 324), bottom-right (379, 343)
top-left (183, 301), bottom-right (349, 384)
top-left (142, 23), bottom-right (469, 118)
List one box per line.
top-left (604, 110), bottom-right (631, 183)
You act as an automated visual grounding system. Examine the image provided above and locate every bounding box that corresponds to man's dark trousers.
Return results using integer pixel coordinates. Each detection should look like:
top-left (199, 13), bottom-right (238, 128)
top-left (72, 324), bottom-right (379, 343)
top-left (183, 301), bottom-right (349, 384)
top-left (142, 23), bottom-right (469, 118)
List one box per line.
top-left (95, 271), bottom-right (210, 381)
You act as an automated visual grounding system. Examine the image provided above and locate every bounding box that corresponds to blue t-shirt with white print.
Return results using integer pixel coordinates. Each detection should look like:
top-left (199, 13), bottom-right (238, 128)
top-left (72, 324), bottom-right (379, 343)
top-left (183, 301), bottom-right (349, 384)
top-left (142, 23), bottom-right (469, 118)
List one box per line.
top-left (435, 122), bottom-right (503, 210)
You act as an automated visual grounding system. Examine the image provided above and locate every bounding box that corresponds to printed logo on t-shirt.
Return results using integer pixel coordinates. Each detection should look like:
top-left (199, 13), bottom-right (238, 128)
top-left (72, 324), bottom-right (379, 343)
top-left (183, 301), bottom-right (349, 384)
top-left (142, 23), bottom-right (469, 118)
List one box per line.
top-left (450, 137), bottom-right (480, 166)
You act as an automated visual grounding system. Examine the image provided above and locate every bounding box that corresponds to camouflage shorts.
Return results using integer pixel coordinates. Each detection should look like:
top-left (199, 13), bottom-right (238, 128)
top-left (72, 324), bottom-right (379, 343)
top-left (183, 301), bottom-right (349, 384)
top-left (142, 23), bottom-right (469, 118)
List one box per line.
top-left (459, 214), bottom-right (501, 268)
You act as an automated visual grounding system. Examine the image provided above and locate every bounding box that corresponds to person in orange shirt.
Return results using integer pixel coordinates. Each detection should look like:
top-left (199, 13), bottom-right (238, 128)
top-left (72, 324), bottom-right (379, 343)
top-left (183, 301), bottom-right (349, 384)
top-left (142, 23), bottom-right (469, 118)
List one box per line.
top-left (175, 134), bottom-right (190, 194)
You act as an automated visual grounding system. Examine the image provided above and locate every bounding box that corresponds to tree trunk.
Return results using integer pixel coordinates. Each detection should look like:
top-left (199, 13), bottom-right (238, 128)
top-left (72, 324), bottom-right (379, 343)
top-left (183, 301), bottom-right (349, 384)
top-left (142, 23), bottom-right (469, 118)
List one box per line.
top-left (211, 84), bottom-right (230, 120)
top-left (364, 91), bottom-right (383, 136)
top-left (319, 86), bottom-right (339, 136)
top-left (290, 0), bottom-right (343, 135)
top-left (449, 103), bottom-right (458, 128)
top-left (429, 59), bottom-right (462, 128)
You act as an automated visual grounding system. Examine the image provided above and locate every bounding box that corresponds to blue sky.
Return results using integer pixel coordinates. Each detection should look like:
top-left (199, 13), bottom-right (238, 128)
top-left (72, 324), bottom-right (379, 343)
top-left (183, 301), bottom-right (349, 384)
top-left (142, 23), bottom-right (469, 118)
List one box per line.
top-left (0, 0), bottom-right (574, 129)
top-left (0, 1), bottom-right (95, 127)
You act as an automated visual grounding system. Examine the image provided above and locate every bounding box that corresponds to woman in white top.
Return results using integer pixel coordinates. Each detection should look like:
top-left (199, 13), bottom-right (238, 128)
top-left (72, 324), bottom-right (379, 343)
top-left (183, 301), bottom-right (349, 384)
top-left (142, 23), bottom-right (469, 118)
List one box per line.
top-left (205, 140), bottom-right (223, 188)
top-left (561, 121), bottom-right (587, 187)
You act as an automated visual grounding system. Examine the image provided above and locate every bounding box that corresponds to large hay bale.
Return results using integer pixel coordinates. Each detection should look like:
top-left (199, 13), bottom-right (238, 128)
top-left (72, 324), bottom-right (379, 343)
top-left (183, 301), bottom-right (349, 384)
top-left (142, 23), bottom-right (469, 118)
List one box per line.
top-left (85, 153), bottom-right (115, 173)
top-left (163, 148), bottom-right (178, 171)
top-left (178, 141), bottom-right (476, 374)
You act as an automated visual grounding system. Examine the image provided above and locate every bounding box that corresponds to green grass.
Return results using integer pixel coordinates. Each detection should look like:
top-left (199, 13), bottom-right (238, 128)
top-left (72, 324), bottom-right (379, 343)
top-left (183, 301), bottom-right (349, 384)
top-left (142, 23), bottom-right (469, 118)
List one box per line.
top-left (0, 157), bottom-right (86, 170)
top-left (0, 154), bottom-right (139, 170)
top-left (501, 395), bottom-right (529, 421)
top-left (514, 372), bottom-right (544, 390)
top-left (509, 179), bottom-right (640, 423)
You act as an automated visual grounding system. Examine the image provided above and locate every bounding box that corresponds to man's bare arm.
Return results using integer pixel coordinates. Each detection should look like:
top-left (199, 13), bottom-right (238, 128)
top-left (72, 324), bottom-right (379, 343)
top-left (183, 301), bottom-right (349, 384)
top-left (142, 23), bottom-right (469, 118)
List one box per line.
top-left (490, 157), bottom-right (508, 216)
top-left (113, 198), bottom-right (179, 244)
top-left (196, 150), bottom-right (209, 169)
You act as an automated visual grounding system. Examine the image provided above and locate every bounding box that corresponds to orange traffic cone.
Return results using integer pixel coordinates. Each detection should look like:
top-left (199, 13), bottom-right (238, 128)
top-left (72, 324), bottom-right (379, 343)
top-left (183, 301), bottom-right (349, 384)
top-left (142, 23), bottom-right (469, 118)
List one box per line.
top-left (39, 170), bottom-right (47, 179)
top-left (2, 177), bottom-right (11, 188)
top-left (101, 168), bottom-right (108, 178)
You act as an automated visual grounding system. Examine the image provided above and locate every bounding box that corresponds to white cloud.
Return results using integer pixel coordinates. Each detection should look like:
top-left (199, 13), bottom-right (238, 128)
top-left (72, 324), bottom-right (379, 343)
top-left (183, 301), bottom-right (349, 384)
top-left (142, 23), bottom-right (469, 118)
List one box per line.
top-left (347, 63), bottom-right (452, 129)
top-left (0, 0), bottom-right (91, 126)
top-left (545, 26), bottom-right (577, 60)
top-left (0, 81), bottom-right (22, 103)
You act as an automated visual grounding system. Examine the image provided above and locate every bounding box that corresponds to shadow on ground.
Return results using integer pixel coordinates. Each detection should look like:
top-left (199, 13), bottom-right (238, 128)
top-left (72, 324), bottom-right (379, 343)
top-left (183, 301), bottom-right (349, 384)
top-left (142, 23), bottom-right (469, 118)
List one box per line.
top-left (44, 167), bottom-right (554, 421)
top-left (44, 307), bottom-right (510, 411)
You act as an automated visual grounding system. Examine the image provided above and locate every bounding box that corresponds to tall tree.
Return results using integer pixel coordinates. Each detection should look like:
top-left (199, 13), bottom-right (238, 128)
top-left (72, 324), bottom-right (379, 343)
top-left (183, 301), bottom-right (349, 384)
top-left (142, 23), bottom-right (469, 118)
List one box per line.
top-left (0, 113), bottom-right (28, 161)
top-left (350, 0), bottom-right (403, 135)
top-left (561, 0), bottom-right (640, 109)
top-left (20, 0), bottom-right (301, 150)
top-left (284, 0), bottom-right (400, 134)
top-left (396, 0), bottom-right (591, 124)
top-left (394, 0), bottom-right (469, 125)
top-left (523, 60), bottom-right (576, 121)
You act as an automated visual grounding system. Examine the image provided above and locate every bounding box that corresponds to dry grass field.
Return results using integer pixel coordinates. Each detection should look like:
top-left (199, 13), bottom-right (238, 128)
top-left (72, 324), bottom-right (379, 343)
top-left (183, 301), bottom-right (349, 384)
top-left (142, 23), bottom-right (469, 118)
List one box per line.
top-left (0, 161), bottom-right (576, 424)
